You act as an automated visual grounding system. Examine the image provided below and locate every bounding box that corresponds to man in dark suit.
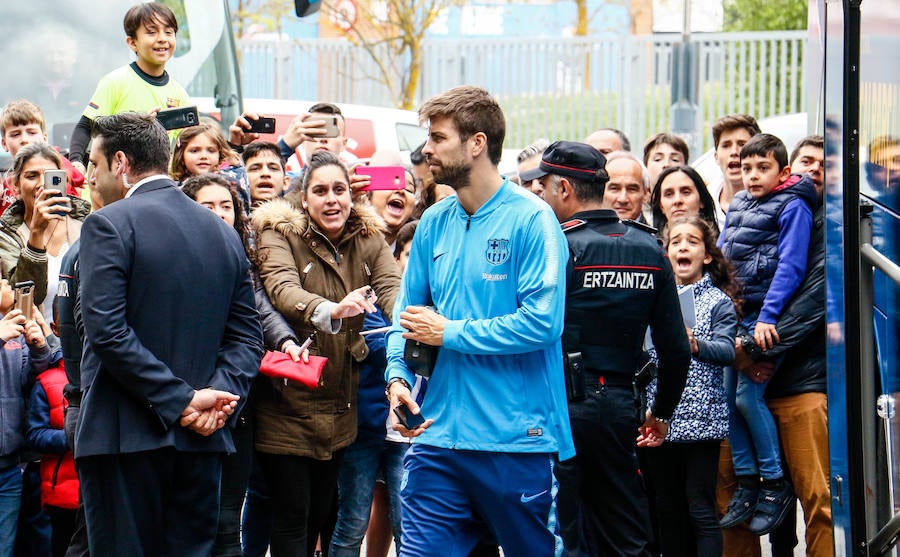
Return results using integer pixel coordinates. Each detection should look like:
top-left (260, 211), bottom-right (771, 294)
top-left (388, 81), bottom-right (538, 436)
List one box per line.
top-left (76, 112), bottom-right (264, 557)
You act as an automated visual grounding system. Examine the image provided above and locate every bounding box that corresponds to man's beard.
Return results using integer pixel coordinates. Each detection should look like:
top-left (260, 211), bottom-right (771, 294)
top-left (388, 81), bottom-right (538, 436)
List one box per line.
top-left (432, 159), bottom-right (472, 190)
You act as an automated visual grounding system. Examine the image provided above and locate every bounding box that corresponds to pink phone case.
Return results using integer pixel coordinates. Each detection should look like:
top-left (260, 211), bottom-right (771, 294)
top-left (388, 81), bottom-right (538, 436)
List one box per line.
top-left (356, 166), bottom-right (406, 191)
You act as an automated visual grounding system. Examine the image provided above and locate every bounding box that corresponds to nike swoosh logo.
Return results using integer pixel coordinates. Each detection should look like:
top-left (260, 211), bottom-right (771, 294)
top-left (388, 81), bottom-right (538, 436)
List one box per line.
top-left (433, 252), bottom-right (446, 262)
top-left (520, 490), bottom-right (548, 503)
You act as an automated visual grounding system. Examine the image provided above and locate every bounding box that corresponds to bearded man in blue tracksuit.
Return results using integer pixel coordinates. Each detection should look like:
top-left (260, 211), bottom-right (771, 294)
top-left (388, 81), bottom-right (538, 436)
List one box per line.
top-left (384, 85), bottom-right (573, 557)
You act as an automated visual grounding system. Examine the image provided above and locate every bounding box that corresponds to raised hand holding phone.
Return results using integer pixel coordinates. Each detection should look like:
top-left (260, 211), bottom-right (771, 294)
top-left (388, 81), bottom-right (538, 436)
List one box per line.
top-left (43, 169), bottom-right (71, 216)
top-left (0, 310), bottom-right (26, 342)
top-left (355, 166), bottom-right (406, 192)
top-left (14, 281), bottom-right (34, 322)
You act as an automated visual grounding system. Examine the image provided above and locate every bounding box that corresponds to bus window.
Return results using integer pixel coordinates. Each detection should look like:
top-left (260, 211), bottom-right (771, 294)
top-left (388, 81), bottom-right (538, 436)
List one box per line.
top-left (0, 0), bottom-right (241, 166)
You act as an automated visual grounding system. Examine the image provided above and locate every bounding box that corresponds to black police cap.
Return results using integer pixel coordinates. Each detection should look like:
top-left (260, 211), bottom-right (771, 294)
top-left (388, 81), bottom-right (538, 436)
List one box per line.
top-left (535, 140), bottom-right (608, 183)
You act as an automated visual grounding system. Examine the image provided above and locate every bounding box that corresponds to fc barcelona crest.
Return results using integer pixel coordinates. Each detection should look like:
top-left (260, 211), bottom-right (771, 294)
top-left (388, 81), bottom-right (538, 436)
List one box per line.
top-left (485, 238), bottom-right (509, 265)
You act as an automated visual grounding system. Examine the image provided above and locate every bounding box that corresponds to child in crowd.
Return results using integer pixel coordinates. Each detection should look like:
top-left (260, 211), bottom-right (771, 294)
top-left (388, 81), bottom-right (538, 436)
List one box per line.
top-left (0, 100), bottom-right (85, 214)
top-left (709, 114), bottom-right (761, 229)
top-left (26, 301), bottom-right (77, 557)
top-left (717, 133), bottom-right (818, 535)
top-left (0, 274), bottom-right (54, 556)
top-left (170, 119), bottom-right (250, 211)
top-left (241, 142), bottom-right (291, 210)
top-left (643, 216), bottom-right (739, 556)
top-left (67, 2), bottom-right (189, 169)
top-left (642, 133), bottom-right (690, 197)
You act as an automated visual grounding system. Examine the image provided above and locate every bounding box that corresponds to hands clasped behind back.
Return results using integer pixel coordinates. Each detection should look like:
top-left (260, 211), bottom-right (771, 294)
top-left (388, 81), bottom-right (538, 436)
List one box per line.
top-left (179, 388), bottom-right (240, 437)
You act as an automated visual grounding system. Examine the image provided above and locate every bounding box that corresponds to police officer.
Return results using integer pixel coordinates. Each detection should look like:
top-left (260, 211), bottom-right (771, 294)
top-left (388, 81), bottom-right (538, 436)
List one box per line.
top-left (536, 141), bottom-right (692, 556)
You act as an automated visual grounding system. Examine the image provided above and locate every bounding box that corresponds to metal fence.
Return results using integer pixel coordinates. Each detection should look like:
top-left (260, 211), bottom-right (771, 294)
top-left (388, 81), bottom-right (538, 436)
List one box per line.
top-left (237, 30), bottom-right (806, 152)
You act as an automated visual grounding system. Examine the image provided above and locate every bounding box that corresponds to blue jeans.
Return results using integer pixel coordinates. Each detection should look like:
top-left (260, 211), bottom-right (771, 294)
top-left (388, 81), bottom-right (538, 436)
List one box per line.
top-left (0, 464), bottom-right (23, 557)
top-left (725, 366), bottom-right (784, 479)
top-left (241, 456), bottom-right (273, 557)
top-left (329, 437), bottom-right (408, 557)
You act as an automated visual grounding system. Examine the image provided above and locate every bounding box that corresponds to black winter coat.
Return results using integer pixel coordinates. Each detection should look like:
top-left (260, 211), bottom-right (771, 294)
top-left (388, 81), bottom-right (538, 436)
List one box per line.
top-left (765, 202), bottom-right (827, 398)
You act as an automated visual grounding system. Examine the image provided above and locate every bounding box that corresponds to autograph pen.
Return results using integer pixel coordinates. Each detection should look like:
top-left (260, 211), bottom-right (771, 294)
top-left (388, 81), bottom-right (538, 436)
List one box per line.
top-left (284, 333), bottom-right (315, 386)
top-left (297, 332), bottom-right (315, 353)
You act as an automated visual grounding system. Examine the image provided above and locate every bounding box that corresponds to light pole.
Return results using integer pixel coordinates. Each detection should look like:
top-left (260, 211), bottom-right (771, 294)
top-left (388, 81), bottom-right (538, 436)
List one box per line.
top-left (670, 0), bottom-right (701, 161)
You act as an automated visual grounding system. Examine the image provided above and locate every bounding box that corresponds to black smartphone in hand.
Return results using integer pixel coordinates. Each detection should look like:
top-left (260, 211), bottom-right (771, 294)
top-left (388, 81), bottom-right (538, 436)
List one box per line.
top-left (157, 106), bottom-right (199, 130)
top-left (245, 117), bottom-right (276, 134)
top-left (393, 404), bottom-right (425, 429)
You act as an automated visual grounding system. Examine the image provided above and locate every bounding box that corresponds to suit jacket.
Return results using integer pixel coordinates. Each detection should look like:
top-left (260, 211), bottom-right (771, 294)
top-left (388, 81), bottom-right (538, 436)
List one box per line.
top-left (75, 178), bottom-right (263, 458)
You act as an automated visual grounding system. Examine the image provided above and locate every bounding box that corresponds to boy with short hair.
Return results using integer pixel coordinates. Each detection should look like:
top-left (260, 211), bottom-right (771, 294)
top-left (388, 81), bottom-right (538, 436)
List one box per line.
top-left (710, 113), bottom-right (762, 229)
top-left (0, 100), bottom-right (85, 214)
top-left (241, 142), bottom-right (290, 208)
top-left (717, 132), bottom-right (818, 536)
top-left (67, 2), bottom-right (189, 169)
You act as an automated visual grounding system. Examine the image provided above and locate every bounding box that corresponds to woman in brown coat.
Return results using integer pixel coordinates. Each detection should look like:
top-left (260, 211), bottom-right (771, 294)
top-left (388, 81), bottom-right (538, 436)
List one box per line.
top-left (251, 150), bottom-right (400, 556)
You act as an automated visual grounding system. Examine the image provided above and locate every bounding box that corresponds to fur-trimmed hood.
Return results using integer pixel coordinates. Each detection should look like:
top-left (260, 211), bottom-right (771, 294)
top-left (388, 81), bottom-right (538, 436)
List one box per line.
top-left (251, 196), bottom-right (386, 244)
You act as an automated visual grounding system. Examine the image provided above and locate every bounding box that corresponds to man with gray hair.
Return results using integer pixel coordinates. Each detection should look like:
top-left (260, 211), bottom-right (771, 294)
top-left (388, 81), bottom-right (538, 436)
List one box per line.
top-left (533, 140), bottom-right (690, 555)
top-left (603, 151), bottom-right (651, 224)
top-left (516, 138), bottom-right (550, 196)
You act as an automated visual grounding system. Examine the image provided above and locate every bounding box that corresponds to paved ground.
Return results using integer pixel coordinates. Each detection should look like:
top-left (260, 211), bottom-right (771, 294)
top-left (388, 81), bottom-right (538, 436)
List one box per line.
top-left (322, 505), bottom-right (808, 556)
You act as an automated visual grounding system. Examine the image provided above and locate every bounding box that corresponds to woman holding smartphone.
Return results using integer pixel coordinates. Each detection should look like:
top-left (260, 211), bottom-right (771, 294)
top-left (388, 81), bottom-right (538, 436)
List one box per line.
top-left (251, 150), bottom-right (401, 556)
top-left (0, 142), bottom-right (91, 313)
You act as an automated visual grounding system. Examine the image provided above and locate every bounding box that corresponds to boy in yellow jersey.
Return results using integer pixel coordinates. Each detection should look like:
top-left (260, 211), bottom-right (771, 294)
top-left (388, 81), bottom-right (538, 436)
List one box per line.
top-left (67, 2), bottom-right (189, 172)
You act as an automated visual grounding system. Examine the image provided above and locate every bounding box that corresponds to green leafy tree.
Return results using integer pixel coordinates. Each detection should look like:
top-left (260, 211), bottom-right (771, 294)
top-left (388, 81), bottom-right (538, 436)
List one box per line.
top-left (723, 0), bottom-right (807, 31)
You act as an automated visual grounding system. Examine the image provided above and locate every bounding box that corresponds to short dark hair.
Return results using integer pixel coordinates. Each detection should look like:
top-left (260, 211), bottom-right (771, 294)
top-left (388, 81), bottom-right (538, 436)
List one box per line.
top-left (123, 2), bottom-right (178, 39)
top-left (242, 141), bottom-right (285, 171)
top-left (574, 174), bottom-right (607, 204)
top-left (789, 135), bottom-right (824, 165)
top-left (91, 112), bottom-right (170, 176)
top-left (740, 133), bottom-right (788, 169)
top-left (301, 150), bottom-right (350, 192)
top-left (712, 114), bottom-right (761, 148)
top-left (393, 219), bottom-right (419, 258)
top-left (642, 133), bottom-right (690, 166)
top-left (650, 165), bottom-right (719, 236)
top-left (419, 86), bottom-right (506, 165)
top-left (410, 142), bottom-right (426, 166)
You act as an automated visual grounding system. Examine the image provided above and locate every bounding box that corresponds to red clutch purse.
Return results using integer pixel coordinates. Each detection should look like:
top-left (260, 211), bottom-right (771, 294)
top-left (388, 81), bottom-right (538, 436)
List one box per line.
top-left (259, 351), bottom-right (327, 389)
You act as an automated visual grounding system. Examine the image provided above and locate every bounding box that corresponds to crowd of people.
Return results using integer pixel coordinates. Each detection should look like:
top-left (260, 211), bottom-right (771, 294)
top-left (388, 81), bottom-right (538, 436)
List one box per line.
top-left (0, 2), bottom-right (845, 557)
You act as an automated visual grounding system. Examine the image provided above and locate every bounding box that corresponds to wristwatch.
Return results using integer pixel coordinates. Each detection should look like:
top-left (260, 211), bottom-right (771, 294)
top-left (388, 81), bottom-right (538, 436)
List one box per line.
top-left (385, 377), bottom-right (411, 400)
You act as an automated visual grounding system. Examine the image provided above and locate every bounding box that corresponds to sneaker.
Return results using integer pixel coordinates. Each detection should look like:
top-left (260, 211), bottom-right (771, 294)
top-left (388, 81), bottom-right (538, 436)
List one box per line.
top-left (719, 485), bottom-right (759, 528)
top-left (748, 481), bottom-right (795, 535)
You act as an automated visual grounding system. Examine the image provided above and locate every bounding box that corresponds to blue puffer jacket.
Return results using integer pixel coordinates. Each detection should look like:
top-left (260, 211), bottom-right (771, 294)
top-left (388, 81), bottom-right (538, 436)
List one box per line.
top-left (0, 332), bottom-right (53, 469)
top-left (356, 308), bottom-right (392, 441)
top-left (718, 174), bottom-right (817, 323)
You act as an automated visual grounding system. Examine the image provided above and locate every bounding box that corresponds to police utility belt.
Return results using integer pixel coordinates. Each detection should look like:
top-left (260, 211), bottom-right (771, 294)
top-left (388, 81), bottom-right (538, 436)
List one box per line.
top-left (563, 351), bottom-right (657, 404)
